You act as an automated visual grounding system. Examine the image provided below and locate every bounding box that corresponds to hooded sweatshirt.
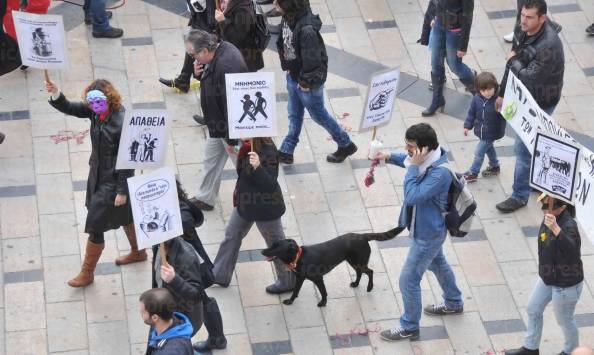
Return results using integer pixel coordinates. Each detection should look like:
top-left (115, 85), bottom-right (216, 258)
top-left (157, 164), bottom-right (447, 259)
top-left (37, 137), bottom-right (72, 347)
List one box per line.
top-left (146, 312), bottom-right (194, 355)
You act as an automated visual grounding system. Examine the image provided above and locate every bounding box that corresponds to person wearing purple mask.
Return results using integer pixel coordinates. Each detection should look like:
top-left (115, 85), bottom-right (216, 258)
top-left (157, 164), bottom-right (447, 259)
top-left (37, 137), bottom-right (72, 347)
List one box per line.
top-left (45, 78), bottom-right (147, 287)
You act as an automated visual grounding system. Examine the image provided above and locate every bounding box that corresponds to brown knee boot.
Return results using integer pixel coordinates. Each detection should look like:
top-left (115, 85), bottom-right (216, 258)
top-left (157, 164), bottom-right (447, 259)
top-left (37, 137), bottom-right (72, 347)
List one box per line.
top-left (115, 224), bottom-right (147, 265)
top-left (68, 240), bottom-right (104, 287)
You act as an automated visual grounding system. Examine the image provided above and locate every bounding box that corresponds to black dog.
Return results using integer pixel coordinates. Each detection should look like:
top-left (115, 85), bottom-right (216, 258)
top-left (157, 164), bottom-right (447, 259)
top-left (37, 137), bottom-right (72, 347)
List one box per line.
top-left (261, 227), bottom-right (405, 307)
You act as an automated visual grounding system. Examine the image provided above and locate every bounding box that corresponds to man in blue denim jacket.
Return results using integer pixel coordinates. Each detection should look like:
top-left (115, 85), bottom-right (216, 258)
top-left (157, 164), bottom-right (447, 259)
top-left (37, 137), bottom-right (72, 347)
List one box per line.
top-left (375, 123), bottom-right (464, 341)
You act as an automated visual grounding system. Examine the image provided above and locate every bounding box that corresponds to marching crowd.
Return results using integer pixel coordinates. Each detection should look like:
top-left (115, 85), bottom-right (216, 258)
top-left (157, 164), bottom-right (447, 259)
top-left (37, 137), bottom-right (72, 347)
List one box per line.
top-left (2, 0), bottom-right (594, 354)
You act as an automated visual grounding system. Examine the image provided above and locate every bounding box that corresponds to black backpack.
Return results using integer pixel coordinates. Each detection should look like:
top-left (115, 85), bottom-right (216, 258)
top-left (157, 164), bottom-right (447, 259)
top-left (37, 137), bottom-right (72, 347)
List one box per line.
top-left (251, 0), bottom-right (271, 52)
top-left (0, 0), bottom-right (22, 76)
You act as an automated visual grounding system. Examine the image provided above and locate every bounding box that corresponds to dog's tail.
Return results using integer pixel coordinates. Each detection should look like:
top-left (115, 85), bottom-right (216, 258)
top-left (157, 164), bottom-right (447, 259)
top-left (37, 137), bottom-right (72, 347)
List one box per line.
top-left (364, 226), bottom-right (406, 241)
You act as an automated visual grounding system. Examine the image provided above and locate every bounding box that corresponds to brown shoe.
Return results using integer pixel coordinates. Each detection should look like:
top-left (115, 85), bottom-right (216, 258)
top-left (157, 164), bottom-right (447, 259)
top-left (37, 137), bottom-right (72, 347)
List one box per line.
top-left (115, 224), bottom-right (148, 265)
top-left (189, 197), bottom-right (214, 211)
top-left (68, 240), bottom-right (104, 287)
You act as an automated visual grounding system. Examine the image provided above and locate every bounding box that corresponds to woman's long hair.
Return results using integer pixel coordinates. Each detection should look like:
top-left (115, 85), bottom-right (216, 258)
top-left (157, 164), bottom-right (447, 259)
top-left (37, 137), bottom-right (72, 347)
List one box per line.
top-left (83, 79), bottom-right (122, 112)
top-left (251, 137), bottom-right (274, 153)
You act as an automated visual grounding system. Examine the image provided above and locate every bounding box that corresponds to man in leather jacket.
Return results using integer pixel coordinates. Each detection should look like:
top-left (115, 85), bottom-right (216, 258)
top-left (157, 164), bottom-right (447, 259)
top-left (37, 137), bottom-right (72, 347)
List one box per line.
top-left (495, 0), bottom-right (565, 213)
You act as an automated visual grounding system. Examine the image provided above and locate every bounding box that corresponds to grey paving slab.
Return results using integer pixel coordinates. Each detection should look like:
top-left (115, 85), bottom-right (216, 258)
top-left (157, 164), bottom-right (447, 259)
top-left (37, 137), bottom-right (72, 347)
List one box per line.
top-left (0, 185), bottom-right (36, 198)
top-left (0, 110), bottom-right (30, 121)
top-left (251, 340), bottom-right (292, 355)
top-left (3, 269), bottom-right (43, 284)
top-left (483, 319), bottom-right (526, 335)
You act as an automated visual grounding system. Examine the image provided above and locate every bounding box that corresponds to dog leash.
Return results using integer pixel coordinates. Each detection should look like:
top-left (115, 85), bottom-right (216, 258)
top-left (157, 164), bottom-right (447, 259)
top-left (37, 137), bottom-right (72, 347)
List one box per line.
top-left (287, 247), bottom-right (303, 270)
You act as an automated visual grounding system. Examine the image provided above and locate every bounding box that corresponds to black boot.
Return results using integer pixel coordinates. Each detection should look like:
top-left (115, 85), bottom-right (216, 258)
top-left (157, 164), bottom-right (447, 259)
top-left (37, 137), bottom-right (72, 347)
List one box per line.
top-left (193, 114), bottom-right (206, 125)
top-left (0, 132), bottom-right (5, 144)
top-left (158, 73), bottom-right (191, 93)
top-left (326, 142), bottom-right (357, 163)
top-left (504, 347), bottom-right (539, 355)
top-left (428, 75), bottom-right (446, 91)
top-left (193, 297), bottom-right (227, 352)
top-left (422, 72), bottom-right (446, 117)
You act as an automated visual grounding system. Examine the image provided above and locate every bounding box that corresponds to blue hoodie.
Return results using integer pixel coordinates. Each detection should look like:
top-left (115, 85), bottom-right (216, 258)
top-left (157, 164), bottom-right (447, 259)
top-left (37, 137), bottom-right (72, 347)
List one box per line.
top-left (147, 312), bottom-right (194, 355)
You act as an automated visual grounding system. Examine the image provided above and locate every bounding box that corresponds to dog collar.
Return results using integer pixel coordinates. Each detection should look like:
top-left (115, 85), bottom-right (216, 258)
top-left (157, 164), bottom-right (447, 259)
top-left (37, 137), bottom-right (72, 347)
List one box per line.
top-left (288, 247), bottom-right (303, 270)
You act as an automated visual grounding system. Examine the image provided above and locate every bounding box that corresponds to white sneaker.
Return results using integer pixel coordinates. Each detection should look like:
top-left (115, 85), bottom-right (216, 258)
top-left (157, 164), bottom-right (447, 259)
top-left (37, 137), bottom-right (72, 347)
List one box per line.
top-left (503, 32), bottom-right (514, 43)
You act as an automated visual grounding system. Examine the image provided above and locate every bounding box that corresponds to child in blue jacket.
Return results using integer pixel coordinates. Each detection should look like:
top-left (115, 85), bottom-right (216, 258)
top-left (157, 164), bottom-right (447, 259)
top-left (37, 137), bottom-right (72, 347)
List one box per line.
top-left (463, 72), bottom-right (507, 182)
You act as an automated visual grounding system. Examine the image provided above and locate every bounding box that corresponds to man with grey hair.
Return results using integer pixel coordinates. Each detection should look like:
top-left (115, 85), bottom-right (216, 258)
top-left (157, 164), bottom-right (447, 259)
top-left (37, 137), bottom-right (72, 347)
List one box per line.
top-left (185, 29), bottom-right (248, 211)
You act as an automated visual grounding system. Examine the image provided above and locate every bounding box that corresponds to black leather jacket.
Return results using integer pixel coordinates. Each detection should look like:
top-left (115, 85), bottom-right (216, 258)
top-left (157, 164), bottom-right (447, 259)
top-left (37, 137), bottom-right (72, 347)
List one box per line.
top-left (499, 21), bottom-right (564, 108)
top-left (538, 210), bottom-right (583, 288)
top-left (152, 237), bottom-right (205, 336)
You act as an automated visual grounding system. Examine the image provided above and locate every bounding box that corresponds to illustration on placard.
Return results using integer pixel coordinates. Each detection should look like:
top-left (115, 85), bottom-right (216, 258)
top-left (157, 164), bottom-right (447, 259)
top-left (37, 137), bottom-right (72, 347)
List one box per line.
top-left (369, 89), bottom-right (394, 111)
top-left (32, 27), bottom-right (52, 57)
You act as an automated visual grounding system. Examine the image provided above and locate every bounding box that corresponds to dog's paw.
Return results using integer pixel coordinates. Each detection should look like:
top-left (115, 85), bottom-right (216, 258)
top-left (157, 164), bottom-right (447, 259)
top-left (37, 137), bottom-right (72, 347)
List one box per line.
top-left (366, 284), bottom-right (373, 292)
top-left (282, 299), bottom-right (294, 305)
top-left (317, 300), bottom-right (327, 307)
top-left (350, 282), bottom-right (359, 288)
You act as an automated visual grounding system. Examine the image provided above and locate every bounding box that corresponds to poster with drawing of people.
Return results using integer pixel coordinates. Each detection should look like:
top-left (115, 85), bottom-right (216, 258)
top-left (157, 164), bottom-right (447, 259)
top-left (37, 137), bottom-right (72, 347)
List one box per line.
top-left (12, 12), bottom-right (68, 69)
top-left (359, 68), bottom-right (400, 131)
top-left (116, 110), bottom-right (169, 169)
top-left (225, 72), bottom-right (277, 139)
top-left (530, 131), bottom-right (581, 204)
top-left (127, 167), bottom-right (183, 250)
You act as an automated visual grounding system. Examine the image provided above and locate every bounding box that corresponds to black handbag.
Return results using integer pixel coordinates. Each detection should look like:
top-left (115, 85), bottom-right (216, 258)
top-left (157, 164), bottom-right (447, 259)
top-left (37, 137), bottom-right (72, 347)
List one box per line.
top-left (0, 0), bottom-right (22, 76)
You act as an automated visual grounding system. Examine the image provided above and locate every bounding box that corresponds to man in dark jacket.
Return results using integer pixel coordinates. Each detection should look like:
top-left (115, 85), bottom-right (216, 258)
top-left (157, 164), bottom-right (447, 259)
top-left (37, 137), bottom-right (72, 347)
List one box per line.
top-left (140, 288), bottom-right (194, 355)
top-left (495, 0), bottom-right (565, 213)
top-left (421, 0), bottom-right (476, 117)
top-left (215, 0), bottom-right (264, 72)
top-left (184, 29), bottom-right (248, 211)
top-left (505, 194), bottom-right (583, 355)
top-left (275, 0), bottom-right (357, 164)
top-left (158, 0), bottom-right (218, 94)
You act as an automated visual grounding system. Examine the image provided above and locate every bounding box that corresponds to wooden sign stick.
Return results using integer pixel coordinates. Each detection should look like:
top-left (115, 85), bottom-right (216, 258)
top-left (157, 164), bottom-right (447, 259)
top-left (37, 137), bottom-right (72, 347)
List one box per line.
top-left (371, 126), bottom-right (377, 141)
top-left (44, 70), bottom-right (50, 83)
top-left (160, 242), bottom-right (168, 266)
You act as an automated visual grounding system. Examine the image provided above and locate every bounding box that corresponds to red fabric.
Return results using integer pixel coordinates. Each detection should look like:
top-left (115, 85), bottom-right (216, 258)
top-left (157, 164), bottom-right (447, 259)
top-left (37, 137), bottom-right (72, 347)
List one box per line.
top-left (364, 159), bottom-right (380, 187)
top-left (233, 141), bottom-right (251, 207)
top-left (97, 111), bottom-right (110, 123)
top-left (3, 0), bottom-right (51, 40)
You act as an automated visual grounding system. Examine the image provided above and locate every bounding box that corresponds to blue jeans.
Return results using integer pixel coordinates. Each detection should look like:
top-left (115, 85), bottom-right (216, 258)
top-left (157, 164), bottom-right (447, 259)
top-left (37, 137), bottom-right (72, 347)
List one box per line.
top-left (469, 139), bottom-right (499, 175)
top-left (84, 0), bottom-right (110, 33)
top-left (512, 105), bottom-right (556, 202)
top-left (399, 235), bottom-right (463, 331)
top-left (430, 22), bottom-right (474, 85)
top-left (279, 74), bottom-right (351, 155)
top-left (524, 278), bottom-right (583, 354)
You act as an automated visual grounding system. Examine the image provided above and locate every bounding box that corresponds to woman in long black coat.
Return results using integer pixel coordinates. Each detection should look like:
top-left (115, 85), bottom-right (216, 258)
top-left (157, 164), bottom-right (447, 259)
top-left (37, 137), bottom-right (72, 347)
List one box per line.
top-left (216, 0), bottom-right (264, 72)
top-left (45, 78), bottom-right (147, 287)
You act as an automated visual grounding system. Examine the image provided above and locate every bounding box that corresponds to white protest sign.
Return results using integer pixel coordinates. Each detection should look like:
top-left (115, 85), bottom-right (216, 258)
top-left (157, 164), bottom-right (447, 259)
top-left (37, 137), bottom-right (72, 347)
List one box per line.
top-left (226, 72), bottom-right (276, 139)
top-left (360, 68), bottom-right (400, 131)
top-left (12, 11), bottom-right (68, 70)
top-left (116, 110), bottom-right (170, 169)
top-left (502, 72), bottom-right (594, 242)
top-left (530, 131), bottom-right (580, 204)
top-left (127, 167), bottom-right (183, 250)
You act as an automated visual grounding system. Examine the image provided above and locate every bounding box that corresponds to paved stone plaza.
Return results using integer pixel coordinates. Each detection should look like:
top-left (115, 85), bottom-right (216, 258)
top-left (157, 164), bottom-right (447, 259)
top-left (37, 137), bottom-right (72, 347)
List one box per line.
top-left (1, 0), bottom-right (594, 354)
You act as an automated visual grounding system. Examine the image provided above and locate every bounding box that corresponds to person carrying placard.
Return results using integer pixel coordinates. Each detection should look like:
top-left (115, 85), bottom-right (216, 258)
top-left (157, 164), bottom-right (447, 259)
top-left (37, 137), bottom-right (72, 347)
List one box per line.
top-left (45, 78), bottom-right (147, 287)
top-left (505, 193), bottom-right (583, 355)
top-left (211, 137), bottom-right (295, 294)
top-left (495, 0), bottom-right (565, 213)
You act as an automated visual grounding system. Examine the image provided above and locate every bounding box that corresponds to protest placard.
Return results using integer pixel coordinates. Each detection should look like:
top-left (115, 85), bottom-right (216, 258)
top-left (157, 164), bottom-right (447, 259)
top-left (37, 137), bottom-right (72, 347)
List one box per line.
top-left (530, 131), bottom-right (580, 204)
top-left (503, 72), bottom-right (594, 241)
top-left (127, 167), bottom-right (182, 250)
top-left (225, 72), bottom-right (276, 139)
top-left (12, 11), bottom-right (68, 70)
top-left (359, 68), bottom-right (400, 132)
top-left (116, 110), bottom-right (170, 169)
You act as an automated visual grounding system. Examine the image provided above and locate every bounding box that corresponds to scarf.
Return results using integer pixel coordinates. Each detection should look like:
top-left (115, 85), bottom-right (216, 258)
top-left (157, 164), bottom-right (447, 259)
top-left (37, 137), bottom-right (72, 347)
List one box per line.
top-left (403, 145), bottom-right (443, 176)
